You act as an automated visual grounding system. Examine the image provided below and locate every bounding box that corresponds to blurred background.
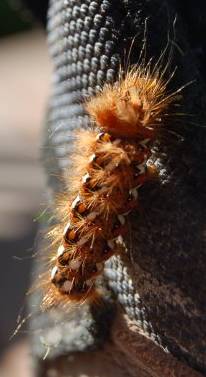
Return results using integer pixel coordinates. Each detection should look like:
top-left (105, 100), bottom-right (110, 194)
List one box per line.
top-left (0, 1), bottom-right (51, 375)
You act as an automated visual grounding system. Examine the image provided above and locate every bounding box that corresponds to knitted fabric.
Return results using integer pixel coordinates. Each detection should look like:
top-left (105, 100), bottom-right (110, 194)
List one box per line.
top-left (31, 0), bottom-right (206, 374)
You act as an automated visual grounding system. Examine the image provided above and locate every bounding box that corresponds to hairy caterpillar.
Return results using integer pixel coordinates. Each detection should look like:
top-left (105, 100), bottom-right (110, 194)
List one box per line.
top-left (43, 63), bottom-right (180, 308)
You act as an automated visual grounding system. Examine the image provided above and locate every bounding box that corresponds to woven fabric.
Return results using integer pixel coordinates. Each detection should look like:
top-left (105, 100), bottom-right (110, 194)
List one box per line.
top-left (31, 0), bottom-right (206, 374)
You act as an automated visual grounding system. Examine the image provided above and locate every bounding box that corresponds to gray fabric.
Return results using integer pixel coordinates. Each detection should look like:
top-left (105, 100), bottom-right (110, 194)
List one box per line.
top-left (31, 0), bottom-right (206, 374)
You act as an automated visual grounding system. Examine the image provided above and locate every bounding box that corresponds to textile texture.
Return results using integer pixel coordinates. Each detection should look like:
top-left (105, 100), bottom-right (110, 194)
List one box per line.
top-left (30, 0), bottom-right (206, 375)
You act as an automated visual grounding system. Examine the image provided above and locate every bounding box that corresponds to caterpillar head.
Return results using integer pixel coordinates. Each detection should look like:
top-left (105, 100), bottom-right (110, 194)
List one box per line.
top-left (86, 68), bottom-right (175, 139)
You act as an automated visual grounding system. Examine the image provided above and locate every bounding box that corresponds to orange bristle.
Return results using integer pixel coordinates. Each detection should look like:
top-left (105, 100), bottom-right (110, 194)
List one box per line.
top-left (41, 62), bottom-right (180, 308)
top-left (86, 66), bottom-right (176, 138)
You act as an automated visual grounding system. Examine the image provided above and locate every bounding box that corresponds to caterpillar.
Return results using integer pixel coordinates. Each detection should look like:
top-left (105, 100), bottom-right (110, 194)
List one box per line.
top-left (43, 64), bottom-right (180, 308)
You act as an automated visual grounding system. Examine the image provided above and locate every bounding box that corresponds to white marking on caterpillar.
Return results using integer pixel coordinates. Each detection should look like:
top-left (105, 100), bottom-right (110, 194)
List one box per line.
top-left (107, 239), bottom-right (115, 250)
top-left (96, 132), bottom-right (104, 141)
top-left (86, 279), bottom-right (94, 287)
top-left (77, 234), bottom-right (89, 247)
top-left (51, 266), bottom-right (58, 280)
top-left (63, 222), bottom-right (72, 236)
top-left (89, 153), bottom-right (97, 163)
top-left (118, 214), bottom-right (126, 225)
top-left (57, 244), bottom-right (65, 257)
top-left (113, 139), bottom-right (121, 145)
top-left (71, 195), bottom-right (81, 210)
top-left (82, 173), bottom-right (90, 184)
top-left (129, 187), bottom-right (139, 200)
top-left (69, 259), bottom-right (82, 270)
top-left (108, 235), bottom-right (125, 249)
top-left (105, 161), bottom-right (119, 172)
top-left (86, 211), bottom-right (99, 221)
top-left (115, 235), bottom-right (125, 246)
top-left (62, 280), bottom-right (73, 293)
top-left (137, 163), bottom-right (146, 175)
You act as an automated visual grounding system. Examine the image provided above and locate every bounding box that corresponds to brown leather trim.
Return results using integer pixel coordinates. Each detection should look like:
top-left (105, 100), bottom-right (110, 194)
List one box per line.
top-left (111, 310), bottom-right (204, 377)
